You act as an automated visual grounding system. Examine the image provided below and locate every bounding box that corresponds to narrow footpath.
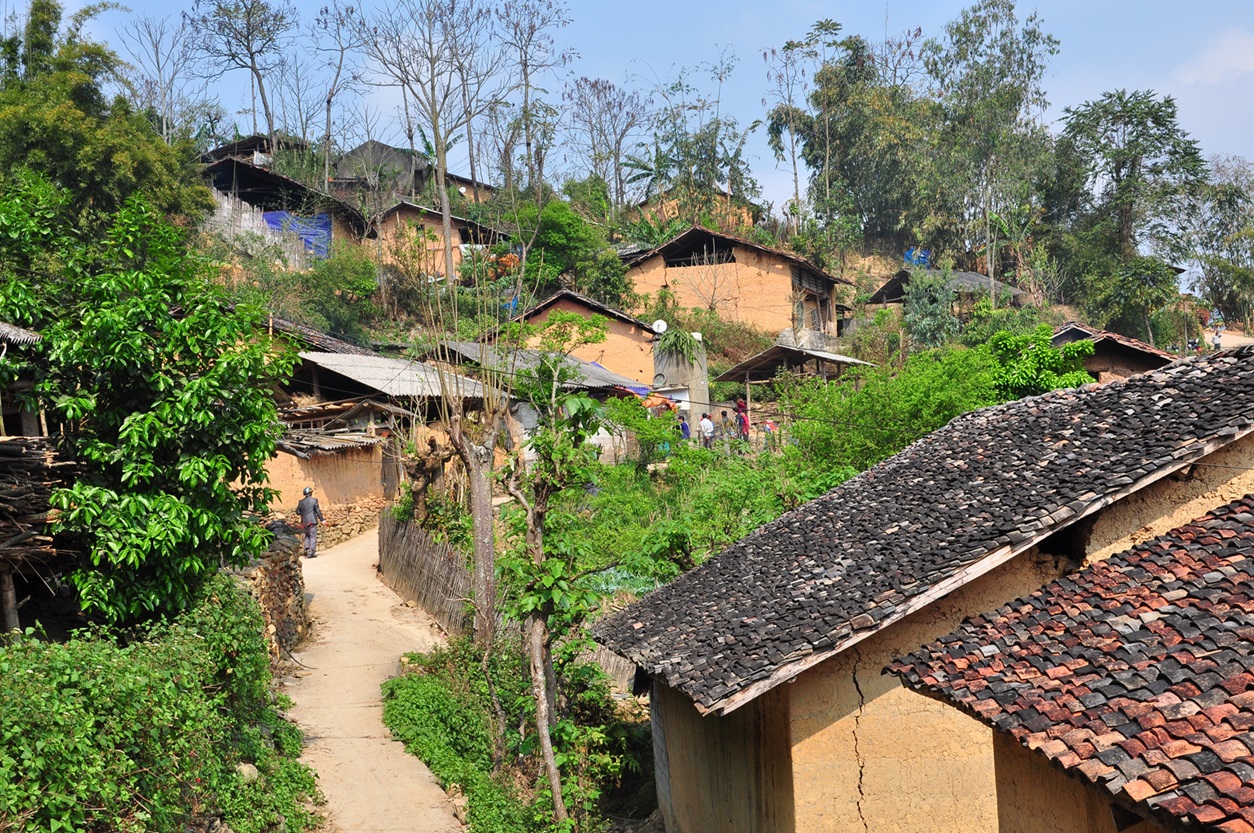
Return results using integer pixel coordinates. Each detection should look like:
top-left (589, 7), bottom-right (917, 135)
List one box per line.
top-left (285, 528), bottom-right (463, 833)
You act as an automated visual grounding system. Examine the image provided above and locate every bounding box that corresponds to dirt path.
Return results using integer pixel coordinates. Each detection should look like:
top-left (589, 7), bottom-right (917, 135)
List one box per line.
top-left (285, 528), bottom-right (462, 833)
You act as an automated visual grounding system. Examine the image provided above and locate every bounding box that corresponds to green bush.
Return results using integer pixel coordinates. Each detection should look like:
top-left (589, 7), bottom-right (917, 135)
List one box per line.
top-left (0, 574), bottom-right (320, 833)
top-left (383, 641), bottom-right (534, 833)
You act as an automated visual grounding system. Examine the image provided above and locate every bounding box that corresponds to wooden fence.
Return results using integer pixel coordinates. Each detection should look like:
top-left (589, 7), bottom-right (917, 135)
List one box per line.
top-left (376, 508), bottom-right (637, 691)
top-left (377, 511), bottom-right (475, 636)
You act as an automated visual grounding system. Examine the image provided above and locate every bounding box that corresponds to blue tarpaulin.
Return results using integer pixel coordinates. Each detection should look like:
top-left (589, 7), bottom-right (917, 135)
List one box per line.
top-left (904, 248), bottom-right (931, 268)
top-left (263, 211), bottom-right (333, 258)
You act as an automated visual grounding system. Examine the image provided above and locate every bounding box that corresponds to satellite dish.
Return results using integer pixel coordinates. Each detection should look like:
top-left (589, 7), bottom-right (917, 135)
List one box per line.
top-left (653, 320), bottom-right (668, 334)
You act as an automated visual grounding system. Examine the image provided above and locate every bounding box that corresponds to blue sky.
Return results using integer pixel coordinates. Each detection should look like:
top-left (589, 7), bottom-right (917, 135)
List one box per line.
top-left (70, 0), bottom-right (1254, 208)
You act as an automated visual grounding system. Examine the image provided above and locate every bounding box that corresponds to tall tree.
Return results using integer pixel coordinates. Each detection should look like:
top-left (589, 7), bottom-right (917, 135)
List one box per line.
top-left (495, 0), bottom-right (571, 200)
top-left (563, 76), bottom-right (648, 214)
top-left (313, 1), bottom-right (366, 188)
top-left (762, 40), bottom-right (809, 233)
top-left (186, 0), bottom-right (298, 156)
top-left (1190, 155), bottom-right (1254, 328)
top-left (363, 0), bottom-right (499, 283)
top-left (924, 0), bottom-right (1058, 301)
top-left (1063, 88), bottom-right (1207, 261)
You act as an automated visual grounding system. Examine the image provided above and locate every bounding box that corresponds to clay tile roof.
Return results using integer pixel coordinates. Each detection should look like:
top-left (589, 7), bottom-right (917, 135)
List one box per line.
top-left (1053, 321), bottom-right (1177, 362)
top-left (594, 347), bottom-right (1254, 716)
top-left (0, 322), bottom-right (40, 346)
top-left (889, 494), bottom-right (1254, 833)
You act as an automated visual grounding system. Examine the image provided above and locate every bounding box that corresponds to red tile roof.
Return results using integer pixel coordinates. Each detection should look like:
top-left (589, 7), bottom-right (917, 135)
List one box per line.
top-left (890, 495), bottom-right (1254, 832)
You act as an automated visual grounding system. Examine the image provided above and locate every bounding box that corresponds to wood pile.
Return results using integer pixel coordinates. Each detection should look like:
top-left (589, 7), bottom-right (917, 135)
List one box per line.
top-left (0, 436), bottom-right (69, 566)
top-left (232, 531), bottom-right (309, 661)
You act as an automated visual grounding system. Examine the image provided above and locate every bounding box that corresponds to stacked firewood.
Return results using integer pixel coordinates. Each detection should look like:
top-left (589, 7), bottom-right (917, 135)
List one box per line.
top-left (0, 436), bottom-right (69, 565)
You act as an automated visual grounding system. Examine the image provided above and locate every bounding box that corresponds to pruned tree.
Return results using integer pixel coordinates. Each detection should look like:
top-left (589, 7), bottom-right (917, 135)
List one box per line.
top-left (562, 76), bottom-right (648, 215)
top-left (185, 0), bottom-right (298, 155)
top-left (363, 0), bottom-right (503, 283)
top-left (494, 0), bottom-right (572, 199)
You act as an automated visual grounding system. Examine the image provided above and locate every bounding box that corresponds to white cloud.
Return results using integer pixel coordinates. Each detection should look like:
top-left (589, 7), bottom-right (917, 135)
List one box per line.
top-left (1176, 30), bottom-right (1254, 85)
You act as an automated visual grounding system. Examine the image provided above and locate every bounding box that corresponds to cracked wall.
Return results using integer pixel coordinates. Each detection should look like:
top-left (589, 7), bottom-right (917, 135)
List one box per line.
top-left (788, 549), bottom-right (1064, 833)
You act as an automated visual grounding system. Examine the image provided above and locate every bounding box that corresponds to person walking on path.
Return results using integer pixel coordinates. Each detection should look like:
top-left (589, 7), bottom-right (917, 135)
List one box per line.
top-left (699, 412), bottom-right (715, 449)
top-left (678, 413), bottom-right (691, 442)
top-left (297, 486), bottom-right (325, 558)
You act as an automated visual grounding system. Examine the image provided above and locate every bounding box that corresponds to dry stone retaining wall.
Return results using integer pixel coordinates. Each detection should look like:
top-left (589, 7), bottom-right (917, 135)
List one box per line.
top-left (231, 530), bottom-right (310, 661)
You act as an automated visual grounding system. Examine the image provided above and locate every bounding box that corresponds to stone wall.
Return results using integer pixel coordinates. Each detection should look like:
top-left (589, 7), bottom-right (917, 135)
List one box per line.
top-left (232, 530), bottom-right (310, 661)
top-left (285, 495), bottom-right (389, 551)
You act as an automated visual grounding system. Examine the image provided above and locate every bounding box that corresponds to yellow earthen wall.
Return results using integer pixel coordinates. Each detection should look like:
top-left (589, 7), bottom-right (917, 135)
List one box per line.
top-left (992, 733), bottom-right (1168, 833)
top-left (524, 299), bottom-right (654, 383)
top-left (267, 446), bottom-right (384, 512)
top-left (653, 681), bottom-right (794, 833)
top-left (787, 549), bottom-right (1067, 833)
top-left (374, 208), bottom-right (465, 277)
top-left (1087, 430), bottom-right (1254, 563)
top-left (627, 247), bottom-right (819, 336)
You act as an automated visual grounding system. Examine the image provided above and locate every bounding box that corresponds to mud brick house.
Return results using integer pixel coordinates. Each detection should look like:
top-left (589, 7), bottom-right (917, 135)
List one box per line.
top-left (622, 227), bottom-right (852, 337)
top-left (370, 200), bottom-right (503, 280)
top-left (1053, 321), bottom-right (1177, 384)
top-left (891, 495), bottom-right (1254, 833)
top-left (500, 289), bottom-right (657, 385)
top-left (595, 347), bottom-right (1254, 833)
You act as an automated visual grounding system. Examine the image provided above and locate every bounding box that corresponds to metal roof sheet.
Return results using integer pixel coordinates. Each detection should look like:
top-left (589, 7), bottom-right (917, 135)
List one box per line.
top-left (299, 352), bottom-right (484, 399)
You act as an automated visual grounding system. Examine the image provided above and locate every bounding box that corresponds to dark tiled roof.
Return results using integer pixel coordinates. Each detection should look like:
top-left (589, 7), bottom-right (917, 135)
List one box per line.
top-left (0, 322), bottom-right (40, 346)
top-left (621, 225), bottom-right (851, 288)
top-left (1053, 321), bottom-right (1177, 363)
top-left (889, 495), bottom-right (1254, 833)
top-left (517, 289), bottom-right (655, 333)
top-left (266, 315), bottom-right (377, 356)
top-left (594, 348), bottom-right (1254, 715)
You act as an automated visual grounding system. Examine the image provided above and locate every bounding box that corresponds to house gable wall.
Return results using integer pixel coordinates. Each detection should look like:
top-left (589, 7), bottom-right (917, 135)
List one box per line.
top-left (786, 548), bottom-right (1066, 833)
top-left (375, 208), bottom-right (467, 277)
top-left (653, 681), bottom-right (793, 833)
top-left (992, 734), bottom-right (1167, 833)
top-left (267, 445), bottom-right (383, 510)
top-left (627, 246), bottom-right (818, 336)
top-left (523, 299), bottom-right (654, 384)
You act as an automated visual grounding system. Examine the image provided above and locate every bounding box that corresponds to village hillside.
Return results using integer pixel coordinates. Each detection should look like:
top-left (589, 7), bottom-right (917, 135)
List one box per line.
top-left (3, 1), bottom-right (1254, 832)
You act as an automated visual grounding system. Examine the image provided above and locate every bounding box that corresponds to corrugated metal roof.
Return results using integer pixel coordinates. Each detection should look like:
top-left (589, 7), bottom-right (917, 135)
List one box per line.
top-left (713, 344), bottom-right (874, 383)
top-left (279, 429), bottom-right (384, 458)
top-left (430, 340), bottom-right (644, 391)
top-left (299, 352), bottom-right (484, 399)
top-left (0, 322), bottom-right (41, 346)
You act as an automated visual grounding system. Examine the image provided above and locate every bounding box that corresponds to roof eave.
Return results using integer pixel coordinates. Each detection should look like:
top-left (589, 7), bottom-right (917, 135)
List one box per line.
top-left (628, 418), bottom-right (1254, 717)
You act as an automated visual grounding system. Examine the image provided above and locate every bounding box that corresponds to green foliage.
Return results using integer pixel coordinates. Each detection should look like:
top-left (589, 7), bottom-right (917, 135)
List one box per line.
top-left (653, 326), bottom-right (701, 365)
top-left (0, 174), bottom-right (296, 621)
top-left (509, 199), bottom-right (634, 307)
top-left (959, 299), bottom-right (1046, 346)
top-left (0, 575), bottom-right (320, 833)
top-left (985, 324), bottom-right (1094, 399)
top-left (382, 640), bottom-right (535, 833)
top-left (603, 397), bottom-right (681, 471)
top-left (0, 1), bottom-right (210, 222)
top-left (902, 271), bottom-right (959, 348)
top-left (782, 346), bottom-right (1001, 470)
top-left (1086, 255), bottom-right (1180, 344)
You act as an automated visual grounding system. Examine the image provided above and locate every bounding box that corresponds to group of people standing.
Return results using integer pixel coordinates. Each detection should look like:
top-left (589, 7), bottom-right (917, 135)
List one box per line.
top-left (679, 399), bottom-right (751, 450)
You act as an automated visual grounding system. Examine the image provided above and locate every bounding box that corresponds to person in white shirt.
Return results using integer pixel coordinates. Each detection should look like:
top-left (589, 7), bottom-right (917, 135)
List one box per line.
top-left (699, 413), bottom-right (715, 449)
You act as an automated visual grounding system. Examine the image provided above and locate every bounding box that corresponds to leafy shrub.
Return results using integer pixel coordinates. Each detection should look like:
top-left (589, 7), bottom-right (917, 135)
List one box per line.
top-left (0, 574), bottom-right (320, 833)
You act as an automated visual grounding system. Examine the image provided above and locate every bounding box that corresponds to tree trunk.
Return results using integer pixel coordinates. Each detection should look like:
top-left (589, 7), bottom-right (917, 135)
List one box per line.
top-left (528, 611), bottom-right (568, 822)
top-left (324, 94), bottom-right (334, 188)
top-left (252, 63), bottom-right (279, 160)
top-left (461, 78), bottom-right (481, 203)
top-left (448, 414), bottom-right (496, 647)
top-left (433, 132), bottom-right (458, 285)
top-left (1, 568), bottom-right (19, 633)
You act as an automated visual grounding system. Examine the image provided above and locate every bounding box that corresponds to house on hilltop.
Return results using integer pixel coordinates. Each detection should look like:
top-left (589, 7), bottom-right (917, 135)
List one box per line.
top-left (371, 200), bottom-right (503, 281)
top-left (1053, 321), bottom-right (1176, 384)
top-left (498, 289), bottom-right (657, 386)
top-left (869, 266), bottom-right (1029, 308)
top-left (622, 227), bottom-right (852, 338)
top-left (203, 157), bottom-right (370, 265)
top-left (890, 494), bottom-right (1254, 833)
top-left (595, 348), bottom-right (1254, 833)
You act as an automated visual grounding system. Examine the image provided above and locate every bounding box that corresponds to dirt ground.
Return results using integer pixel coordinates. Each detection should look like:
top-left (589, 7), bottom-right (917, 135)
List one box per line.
top-left (284, 528), bottom-right (463, 833)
